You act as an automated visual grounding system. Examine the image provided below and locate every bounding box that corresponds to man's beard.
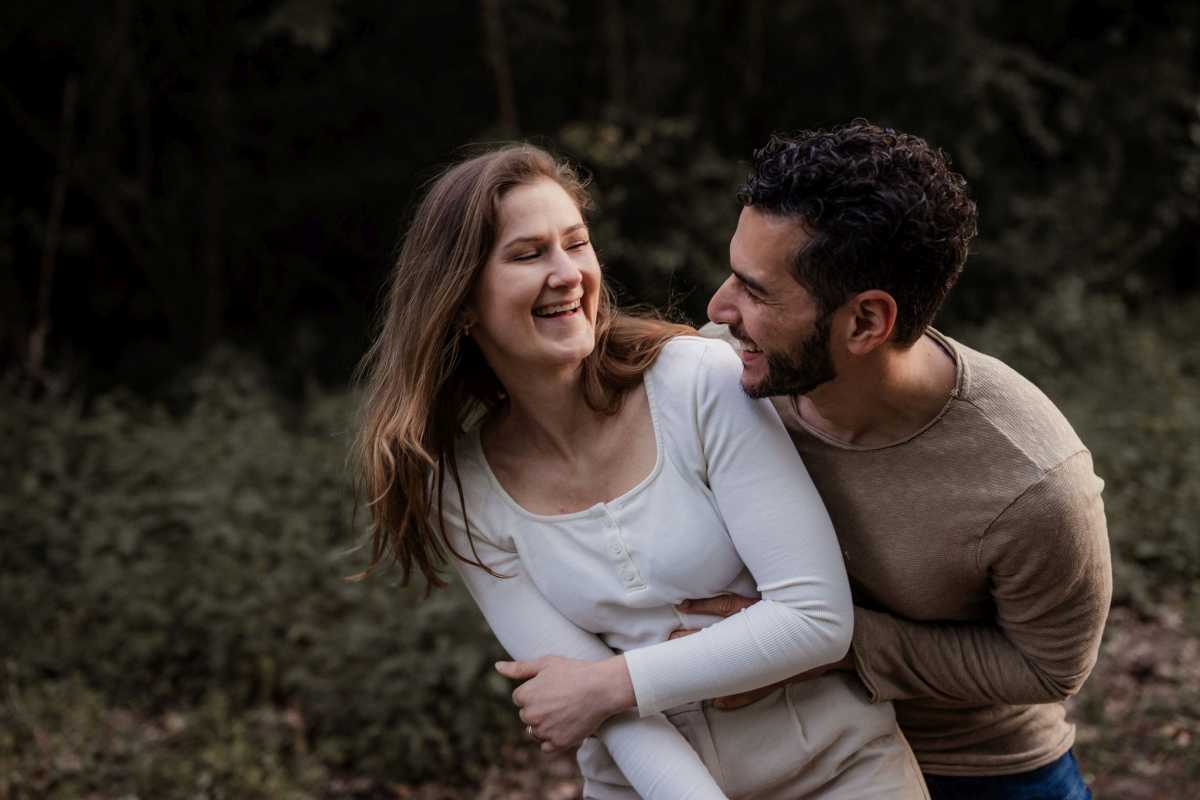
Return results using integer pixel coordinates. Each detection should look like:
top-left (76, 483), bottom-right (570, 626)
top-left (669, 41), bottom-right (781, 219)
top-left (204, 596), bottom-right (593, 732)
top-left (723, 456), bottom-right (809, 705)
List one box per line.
top-left (740, 312), bottom-right (836, 399)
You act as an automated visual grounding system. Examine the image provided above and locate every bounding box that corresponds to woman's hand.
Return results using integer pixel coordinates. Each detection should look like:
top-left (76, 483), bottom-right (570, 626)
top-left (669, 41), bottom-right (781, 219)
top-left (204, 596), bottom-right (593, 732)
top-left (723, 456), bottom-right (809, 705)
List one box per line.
top-left (495, 654), bottom-right (635, 752)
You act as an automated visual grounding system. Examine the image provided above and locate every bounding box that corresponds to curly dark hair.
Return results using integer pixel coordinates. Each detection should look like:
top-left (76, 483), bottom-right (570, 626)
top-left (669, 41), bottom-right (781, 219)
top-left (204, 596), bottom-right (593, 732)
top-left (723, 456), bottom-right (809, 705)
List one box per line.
top-left (738, 121), bottom-right (978, 345)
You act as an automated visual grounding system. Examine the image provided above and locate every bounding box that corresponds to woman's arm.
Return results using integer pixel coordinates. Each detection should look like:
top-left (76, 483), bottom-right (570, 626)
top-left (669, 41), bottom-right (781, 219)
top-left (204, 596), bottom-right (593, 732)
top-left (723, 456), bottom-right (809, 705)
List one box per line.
top-left (621, 339), bottom-right (852, 713)
top-left (445, 504), bottom-right (727, 799)
top-left (503, 339), bottom-right (851, 738)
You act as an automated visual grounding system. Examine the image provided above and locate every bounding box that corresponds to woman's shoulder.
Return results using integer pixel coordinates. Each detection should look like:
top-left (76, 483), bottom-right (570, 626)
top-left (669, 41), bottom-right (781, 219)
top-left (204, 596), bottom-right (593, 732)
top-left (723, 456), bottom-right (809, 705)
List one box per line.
top-left (653, 334), bottom-right (739, 378)
top-left (649, 334), bottom-right (744, 394)
top-left (433, 431), bottom-right (517, 550)
top-left (436, 430), bottom-right (488, 509)
top-left (642, 335), bottom-right (748, 439)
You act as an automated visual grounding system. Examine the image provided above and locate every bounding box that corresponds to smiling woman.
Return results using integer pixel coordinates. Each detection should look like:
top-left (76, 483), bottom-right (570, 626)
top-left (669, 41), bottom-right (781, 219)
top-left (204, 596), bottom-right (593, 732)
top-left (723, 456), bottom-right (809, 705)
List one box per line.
top-left (353, 145), bottom-right (692, 584)
top-left (465, 178), bottom-right (602, 379)
top-left (352, 144), bottom-right (928, 799)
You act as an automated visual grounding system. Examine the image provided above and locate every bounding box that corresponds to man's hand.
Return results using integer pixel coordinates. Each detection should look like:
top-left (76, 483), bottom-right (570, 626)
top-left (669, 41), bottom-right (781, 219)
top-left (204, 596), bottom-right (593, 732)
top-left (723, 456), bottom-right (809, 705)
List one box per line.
top-left (495, 655), bottom-right (635, 753)
top-left (674, 594), bottom-right (855, 710)
top-left (676, 593), bottom-right (759, 618)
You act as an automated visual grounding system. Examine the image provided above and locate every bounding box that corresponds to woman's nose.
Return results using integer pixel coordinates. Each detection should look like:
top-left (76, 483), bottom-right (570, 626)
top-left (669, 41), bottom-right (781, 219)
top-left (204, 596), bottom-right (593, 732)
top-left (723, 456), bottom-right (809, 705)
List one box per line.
top-left (546, 248), bottom-right (583, 289)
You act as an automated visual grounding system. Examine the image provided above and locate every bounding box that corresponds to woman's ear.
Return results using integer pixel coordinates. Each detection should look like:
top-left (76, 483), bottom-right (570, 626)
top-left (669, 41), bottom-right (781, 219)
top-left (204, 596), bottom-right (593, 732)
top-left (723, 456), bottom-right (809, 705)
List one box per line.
top-left (844, 290), bottom-right (898, 355)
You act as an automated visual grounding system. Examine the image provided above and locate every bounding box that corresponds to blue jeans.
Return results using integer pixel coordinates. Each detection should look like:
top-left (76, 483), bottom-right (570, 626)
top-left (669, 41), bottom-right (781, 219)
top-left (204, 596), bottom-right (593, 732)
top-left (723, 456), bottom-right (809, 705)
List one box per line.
top-left (924, 750), bottom-right (1093, 800)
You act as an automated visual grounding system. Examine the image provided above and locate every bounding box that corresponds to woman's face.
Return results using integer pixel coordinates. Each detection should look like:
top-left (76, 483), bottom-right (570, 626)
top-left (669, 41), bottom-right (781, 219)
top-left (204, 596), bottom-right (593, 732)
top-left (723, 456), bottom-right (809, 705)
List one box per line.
top-left (466, 178), bottom-right (601, 379)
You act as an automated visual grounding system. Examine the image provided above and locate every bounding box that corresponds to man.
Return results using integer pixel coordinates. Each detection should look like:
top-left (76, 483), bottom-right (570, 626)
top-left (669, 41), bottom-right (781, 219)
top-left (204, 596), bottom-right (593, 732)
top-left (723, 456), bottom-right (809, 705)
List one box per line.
top-left (688, 122), bottom-right (1111, 798)
top-left (499, 122), bottom-right (1111, 799)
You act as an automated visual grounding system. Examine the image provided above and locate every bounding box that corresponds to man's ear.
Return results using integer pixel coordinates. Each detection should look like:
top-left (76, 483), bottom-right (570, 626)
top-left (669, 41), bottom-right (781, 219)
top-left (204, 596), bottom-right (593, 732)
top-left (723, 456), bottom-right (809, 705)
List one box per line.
top-left (843, 290), bottom-right (897, 355)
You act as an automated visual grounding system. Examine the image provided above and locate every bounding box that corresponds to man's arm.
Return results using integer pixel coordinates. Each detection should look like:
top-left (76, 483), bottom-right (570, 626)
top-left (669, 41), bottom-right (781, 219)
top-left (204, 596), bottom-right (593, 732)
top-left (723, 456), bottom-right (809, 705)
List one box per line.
top-left (850, 451), bottom-right (1111, 705)
top-left (683, 451), bottom-right (1111, 708)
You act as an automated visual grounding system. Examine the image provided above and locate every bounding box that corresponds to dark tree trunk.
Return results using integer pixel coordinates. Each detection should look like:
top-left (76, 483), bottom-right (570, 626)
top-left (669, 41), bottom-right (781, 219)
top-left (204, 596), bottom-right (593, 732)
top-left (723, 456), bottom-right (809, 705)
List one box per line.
top-left (28, 76), bottom-right (78, 380)
top-left (481, 0), bottom-right (519, 135)
top-left (604, 0), bottom-right (627, 113)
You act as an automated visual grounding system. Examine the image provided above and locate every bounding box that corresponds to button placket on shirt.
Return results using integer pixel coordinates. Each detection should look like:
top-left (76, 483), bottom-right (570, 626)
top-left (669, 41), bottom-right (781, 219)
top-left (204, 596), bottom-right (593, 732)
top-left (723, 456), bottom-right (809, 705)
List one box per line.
top-left (604, 508), bottom-right (645, 590)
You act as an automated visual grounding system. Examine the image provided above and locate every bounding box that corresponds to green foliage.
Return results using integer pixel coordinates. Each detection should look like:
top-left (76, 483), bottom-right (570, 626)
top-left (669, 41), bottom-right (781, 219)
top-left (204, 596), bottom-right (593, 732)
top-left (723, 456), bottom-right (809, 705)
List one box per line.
top-left (8, 0), bottom-right (1195, 388)
top-left (558, 117), bottom-right (743, 317)
top-left (0, 677), bottom-right (326, 799)
top-left (1, 349), bottom-right (517, 790)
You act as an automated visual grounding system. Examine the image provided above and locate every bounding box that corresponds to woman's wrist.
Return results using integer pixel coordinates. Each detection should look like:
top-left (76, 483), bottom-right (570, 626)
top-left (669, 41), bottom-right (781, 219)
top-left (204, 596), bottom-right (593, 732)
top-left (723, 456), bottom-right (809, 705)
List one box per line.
top-left (598, 654), bottom-right (637, 716)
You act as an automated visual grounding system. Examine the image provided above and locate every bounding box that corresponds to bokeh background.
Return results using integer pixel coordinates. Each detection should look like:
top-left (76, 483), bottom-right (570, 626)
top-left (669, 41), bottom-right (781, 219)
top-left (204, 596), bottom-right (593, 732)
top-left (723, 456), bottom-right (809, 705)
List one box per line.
top-left (3, 1), bottom-right (1198, 798)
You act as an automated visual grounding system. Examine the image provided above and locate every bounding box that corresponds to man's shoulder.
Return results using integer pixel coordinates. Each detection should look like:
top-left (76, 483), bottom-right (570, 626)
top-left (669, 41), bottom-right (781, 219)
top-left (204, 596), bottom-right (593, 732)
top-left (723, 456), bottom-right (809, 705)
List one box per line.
top-left (942, 332), bottom-right (1088, 471)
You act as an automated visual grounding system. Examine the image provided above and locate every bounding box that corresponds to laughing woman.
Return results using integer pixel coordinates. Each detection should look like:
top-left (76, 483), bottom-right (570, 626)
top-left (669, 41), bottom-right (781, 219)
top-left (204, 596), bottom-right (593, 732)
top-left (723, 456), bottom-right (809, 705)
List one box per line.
top-left (354, 144), bottom-right (927, 799)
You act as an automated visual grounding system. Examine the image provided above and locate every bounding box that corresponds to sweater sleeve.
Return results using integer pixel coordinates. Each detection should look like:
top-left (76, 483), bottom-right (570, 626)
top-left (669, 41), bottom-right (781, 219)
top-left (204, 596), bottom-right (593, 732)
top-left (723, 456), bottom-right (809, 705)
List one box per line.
top-left (624, 341), bottom-right (854, 715)
top-left (442, 495), bottom-right (728, 799)
top-left (850, 450), bottom-right (1112, 705)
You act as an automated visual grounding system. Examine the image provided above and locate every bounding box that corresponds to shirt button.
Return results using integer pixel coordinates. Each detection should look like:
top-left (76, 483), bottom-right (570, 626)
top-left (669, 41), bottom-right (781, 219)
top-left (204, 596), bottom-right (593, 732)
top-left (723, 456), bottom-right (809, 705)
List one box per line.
top-left (610, 542), bottom-right (623, 555)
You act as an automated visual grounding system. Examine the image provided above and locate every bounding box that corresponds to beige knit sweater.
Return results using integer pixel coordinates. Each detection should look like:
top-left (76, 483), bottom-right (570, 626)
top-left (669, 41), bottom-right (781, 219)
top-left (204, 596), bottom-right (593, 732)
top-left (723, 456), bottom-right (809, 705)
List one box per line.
top-left (763, 329), bottom-right (1111, 776)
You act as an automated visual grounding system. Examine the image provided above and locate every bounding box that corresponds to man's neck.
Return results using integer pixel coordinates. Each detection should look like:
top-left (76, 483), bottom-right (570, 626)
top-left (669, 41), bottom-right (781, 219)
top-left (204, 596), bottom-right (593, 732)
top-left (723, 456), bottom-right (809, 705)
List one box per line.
top-left (794, 333), bottom-right (957, 447)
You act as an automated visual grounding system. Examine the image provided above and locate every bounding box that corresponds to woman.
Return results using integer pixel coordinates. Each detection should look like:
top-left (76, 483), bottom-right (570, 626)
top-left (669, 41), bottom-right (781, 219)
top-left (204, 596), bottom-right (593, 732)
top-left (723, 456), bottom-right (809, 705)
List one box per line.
top-left (354, 144), bottom-right (927, 799)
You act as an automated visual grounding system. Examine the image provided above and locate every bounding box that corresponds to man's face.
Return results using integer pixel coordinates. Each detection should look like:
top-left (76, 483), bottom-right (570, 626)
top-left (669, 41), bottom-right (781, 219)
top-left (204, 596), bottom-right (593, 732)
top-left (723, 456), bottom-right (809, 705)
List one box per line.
top-left (707, 207), bottom-right (837, 398)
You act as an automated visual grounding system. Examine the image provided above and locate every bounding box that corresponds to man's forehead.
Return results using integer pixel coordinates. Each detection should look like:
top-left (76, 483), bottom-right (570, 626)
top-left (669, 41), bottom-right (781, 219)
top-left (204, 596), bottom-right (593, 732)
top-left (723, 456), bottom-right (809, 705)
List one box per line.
top-left (731, 207), bottom-right (812, 285)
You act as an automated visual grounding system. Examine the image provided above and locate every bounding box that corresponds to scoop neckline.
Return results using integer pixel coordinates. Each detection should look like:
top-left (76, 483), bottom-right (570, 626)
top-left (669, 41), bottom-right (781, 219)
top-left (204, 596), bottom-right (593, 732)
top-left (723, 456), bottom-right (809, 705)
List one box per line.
top-left (470, 372), bottom-right (666, 522)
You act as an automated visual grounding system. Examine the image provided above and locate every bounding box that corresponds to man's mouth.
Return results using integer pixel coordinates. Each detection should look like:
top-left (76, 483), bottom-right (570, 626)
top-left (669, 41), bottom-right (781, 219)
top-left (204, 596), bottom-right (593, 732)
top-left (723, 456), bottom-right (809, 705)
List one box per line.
top-left (730, 326), bottom-right (762, 353)
top-left (533, 298), bottom-right (582, 318)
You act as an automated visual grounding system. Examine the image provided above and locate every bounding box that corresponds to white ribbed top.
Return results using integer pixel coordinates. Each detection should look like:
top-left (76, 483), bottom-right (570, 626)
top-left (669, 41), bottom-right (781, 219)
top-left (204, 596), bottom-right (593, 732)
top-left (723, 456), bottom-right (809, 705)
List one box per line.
top-left (442, 336), bottom-right (852, 798)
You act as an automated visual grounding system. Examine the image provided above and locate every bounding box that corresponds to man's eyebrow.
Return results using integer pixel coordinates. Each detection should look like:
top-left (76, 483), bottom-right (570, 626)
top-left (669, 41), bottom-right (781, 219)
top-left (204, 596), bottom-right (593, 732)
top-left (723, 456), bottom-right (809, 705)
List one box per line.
top-left (501, 222), bottom-right (588, 249)
top-left (731, 267), bottom-right (769, 296)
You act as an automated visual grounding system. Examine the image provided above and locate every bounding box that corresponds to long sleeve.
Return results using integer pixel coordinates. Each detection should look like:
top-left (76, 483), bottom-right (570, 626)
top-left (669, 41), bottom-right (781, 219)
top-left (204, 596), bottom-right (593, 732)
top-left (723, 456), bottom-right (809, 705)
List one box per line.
top-left (445, 507), bottom-right (728, 799)
top-left (624, 341), bottom-right (853, 715)
top-left (850, 450), bottom-right (1112, 705)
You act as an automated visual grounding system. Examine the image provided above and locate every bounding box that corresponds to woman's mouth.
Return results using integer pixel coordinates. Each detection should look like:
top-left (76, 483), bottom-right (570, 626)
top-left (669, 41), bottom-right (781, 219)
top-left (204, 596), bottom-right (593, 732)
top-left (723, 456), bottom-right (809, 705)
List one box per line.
top-left (533, 299), bottom-right (582, 319)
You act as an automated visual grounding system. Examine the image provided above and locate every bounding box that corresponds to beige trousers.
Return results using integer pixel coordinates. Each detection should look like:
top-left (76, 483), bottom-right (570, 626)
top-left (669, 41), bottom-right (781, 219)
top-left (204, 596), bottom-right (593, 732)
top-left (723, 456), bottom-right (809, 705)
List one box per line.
top-left (579, 673), bottom-right (929, 799)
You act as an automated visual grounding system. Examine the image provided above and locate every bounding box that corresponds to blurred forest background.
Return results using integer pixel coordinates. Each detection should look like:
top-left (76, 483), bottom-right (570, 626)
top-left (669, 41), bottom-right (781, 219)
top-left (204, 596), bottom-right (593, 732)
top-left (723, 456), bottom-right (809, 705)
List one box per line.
top-left (2, 1), bottom-right (1198, 798)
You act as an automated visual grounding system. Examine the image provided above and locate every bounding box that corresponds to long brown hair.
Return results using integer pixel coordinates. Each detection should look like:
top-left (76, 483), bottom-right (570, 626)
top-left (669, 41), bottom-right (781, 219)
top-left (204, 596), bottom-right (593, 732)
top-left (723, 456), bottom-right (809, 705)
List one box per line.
top-left (353, 144), bottom-right (692, 589)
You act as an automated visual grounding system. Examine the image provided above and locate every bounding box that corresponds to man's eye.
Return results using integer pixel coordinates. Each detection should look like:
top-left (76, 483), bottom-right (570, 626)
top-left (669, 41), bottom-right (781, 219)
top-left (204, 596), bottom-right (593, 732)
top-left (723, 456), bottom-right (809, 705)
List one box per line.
top-left (741, 284), bottom-right (764, 303)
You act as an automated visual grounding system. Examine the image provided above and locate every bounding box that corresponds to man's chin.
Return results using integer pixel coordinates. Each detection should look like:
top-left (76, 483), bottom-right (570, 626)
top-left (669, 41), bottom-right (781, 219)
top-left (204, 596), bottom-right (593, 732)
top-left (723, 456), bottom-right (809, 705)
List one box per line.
top-left (740, 366), bottom-right (830, 399)
top-left (739, 372), bottom-right (773, 400)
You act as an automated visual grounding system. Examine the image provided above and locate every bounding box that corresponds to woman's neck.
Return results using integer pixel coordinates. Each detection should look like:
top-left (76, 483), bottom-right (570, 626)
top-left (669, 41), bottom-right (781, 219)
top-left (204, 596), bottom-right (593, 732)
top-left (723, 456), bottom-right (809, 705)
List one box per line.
top-left (488, 365), bottom-right (606, 462)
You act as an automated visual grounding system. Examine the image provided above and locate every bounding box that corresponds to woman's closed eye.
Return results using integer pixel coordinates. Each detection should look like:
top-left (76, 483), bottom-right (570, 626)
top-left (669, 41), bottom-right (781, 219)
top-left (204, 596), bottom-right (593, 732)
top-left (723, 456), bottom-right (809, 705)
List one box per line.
top-left (510, 240), bottom-right (588, 261)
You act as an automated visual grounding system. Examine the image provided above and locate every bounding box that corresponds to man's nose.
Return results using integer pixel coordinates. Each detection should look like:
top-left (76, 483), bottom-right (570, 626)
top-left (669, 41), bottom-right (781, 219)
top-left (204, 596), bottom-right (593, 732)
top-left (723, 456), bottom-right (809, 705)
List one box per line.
top-left (707, 275), bottom-right (738, 325)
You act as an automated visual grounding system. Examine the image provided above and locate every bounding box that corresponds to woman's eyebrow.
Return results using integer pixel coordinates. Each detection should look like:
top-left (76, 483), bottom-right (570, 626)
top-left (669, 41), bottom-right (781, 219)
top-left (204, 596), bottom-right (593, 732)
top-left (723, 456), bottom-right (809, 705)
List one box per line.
top-left (500, 222), bottom-right (587, 249)
top-left (501, 234), bottom-right (544, 248)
